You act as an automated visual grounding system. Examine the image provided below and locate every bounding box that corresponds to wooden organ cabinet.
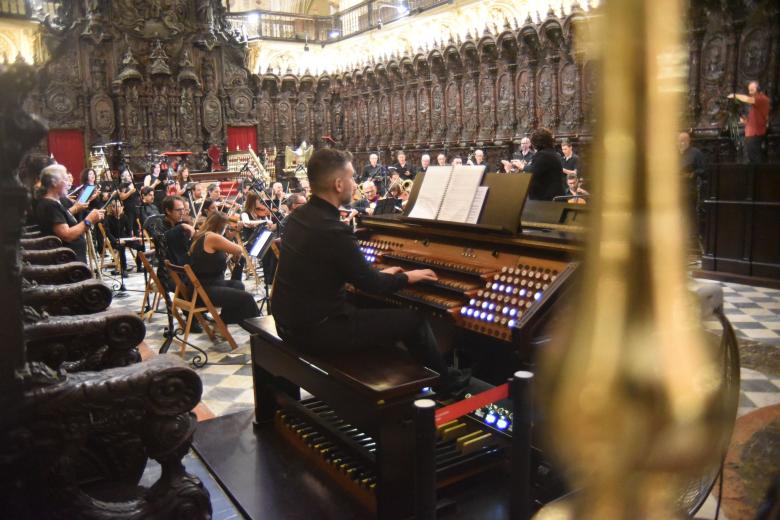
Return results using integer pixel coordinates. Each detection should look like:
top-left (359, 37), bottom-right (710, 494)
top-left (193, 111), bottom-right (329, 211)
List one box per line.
top-left (194, 201), bottom-right (586, 519)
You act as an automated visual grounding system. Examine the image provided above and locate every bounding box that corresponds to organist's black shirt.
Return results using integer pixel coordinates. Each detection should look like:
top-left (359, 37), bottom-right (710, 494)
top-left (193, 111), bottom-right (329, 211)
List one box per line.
top-left (272, 194), bottom-right (408, 330)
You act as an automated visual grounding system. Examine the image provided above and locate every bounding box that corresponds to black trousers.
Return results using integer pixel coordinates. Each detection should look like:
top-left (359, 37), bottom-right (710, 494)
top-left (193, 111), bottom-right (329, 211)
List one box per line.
top-left (111, 241), bottom-right (145, 273)
top-left (279, 306), bottom-right (449, 377)
top-left (745, 136), bottom-right (765, 164)
top-left (201, 279), bottom-right (260, 325)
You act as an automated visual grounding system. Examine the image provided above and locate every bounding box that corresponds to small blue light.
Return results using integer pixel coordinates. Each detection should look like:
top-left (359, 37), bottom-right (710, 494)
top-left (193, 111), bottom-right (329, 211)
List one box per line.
top-left (509, 308), bottom-right (517, 317)
top-left (496, 417), bottom-right (509, 430)
top-left (505, 286), bottom-right (513, 294)
top-left (487, 314), bottom-right (494, 322)
top-left (534, 292), bottom-right (542, 301)
top-left (481, 301), bottom-right (489, 309)
top-left (485, 413), bottom-right (497, 425)
top-left (491, 283), bottom-right (499, 290)
top-left (469, 298), bottom-right (476, 306)
top-left (422, 386), bottom-right (432, 393)
top-left (479, 311), bottom-right (487, 320)
top-left (488, 303), bottom-right (495, 311)
top-left (498, 284), bottom-right (505, 292)
top-left (508, 319), bottom-right (516, 328)
top-left (519, 289), bottom-right (526, 297)
top-left (460, 307), bottom-right (467, 315)
top-left (466, 308), bottom-right (474, 317)
top-left (502, 307), bottom-right (509, 315)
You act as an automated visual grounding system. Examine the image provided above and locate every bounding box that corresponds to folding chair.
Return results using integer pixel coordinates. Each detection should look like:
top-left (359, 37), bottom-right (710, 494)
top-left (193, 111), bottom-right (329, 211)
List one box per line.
top-left (164, 260), bottom-right (239, 356)
top-left (232, 232), bottom-right (260, 289)
top-left (97, 223), bottom-right (122, 275)
top-left (137, 251), bottom-right (164, 322)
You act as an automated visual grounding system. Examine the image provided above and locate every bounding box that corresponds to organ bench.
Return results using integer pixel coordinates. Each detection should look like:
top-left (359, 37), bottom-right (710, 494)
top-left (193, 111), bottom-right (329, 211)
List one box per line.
top-left (244, 315), bottom-right (439, 519)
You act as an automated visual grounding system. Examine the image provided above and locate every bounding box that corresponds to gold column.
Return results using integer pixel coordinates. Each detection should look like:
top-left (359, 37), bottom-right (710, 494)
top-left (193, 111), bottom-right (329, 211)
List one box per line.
top-left (537, 0), bottom-right (732, 517)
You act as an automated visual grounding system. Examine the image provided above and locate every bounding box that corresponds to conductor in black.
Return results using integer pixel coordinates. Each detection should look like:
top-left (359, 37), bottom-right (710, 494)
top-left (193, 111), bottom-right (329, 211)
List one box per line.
top-left (272, 148), bottom-right (469, 395)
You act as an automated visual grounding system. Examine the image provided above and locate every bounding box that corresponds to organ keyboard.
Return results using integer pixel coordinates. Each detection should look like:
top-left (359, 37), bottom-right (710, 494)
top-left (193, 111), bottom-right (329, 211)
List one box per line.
top-left (355, 217), bottom-right (579, 344)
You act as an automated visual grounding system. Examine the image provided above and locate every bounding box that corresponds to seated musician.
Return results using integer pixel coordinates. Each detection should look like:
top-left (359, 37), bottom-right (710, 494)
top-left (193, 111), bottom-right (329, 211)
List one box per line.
top-left (36, 164), bottom-right (105, 263)
top-left (278, 193), bottom-right (306, 237)
top-left (240, 191), bottom-right (274, 242)
top-left (196, 198), bottom-right (217, 228)
top-left (139, 187), bottom-right (161, 225)
top-left (270, 182), bottom-right (288, 216)
top-left (518, 128), bottom-right (564, 201)
top-left (436, 153), bottom-right (447, 166)
top-left (104, 199), bottom-right (144, 273)
top-left (272, 148), bottom-right (470, 396)
top-left (564, 174), bottom-right (590, 204)
top-left (190, 212), bottom-right (260, 324)
top-left (351, 180), bottom-right (380, 216)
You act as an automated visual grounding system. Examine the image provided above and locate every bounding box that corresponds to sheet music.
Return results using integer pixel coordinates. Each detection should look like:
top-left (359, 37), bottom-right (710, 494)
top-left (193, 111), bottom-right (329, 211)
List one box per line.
top-left (437, 165), bottom-right (485, 223)
top-left (465, 187), bottom-right (489, 224)
top-left (407, 166), bottom-right (452, 219)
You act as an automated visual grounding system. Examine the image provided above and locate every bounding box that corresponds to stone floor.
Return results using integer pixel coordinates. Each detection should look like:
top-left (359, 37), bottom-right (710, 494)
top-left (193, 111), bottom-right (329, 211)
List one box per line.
top-left (106, 265), bottom-right (780, 519)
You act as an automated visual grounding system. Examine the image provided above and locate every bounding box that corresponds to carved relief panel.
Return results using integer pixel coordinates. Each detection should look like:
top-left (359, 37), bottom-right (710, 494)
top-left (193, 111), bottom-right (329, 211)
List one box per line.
top-left (495, 73), bottom-right (514, 141)
top-left (536, 65), bottom-right (555, 129)
top-left (558, 61), bottom-right (579, 133)
top-left (697, 31), bottom-right (728, 128)
top-left (515, 69), bottom-right (532, 135)
top-left (405, 90), bottom-right (417, 144)
top-left (461, 77), bottom-right (478, 142)
top-left (368, 97), bottom-right (379, 148)
top-left (430, 82), bottom-right (444, 143)
top-left (391, 90), bottom-right (404, 145)
top-left (417, 86), bottom-right (430, 144)
top-left (445, 79), bottom-right (461, 143)
top-left (277, 99), bottom-right (293, 144)
top-left (478, 71), bottom-right (496, 141)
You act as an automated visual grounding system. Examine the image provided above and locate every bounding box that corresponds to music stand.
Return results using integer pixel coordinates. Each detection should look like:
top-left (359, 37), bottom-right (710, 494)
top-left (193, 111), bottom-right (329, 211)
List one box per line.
top-left (247, 228), bottom-right (275, 314)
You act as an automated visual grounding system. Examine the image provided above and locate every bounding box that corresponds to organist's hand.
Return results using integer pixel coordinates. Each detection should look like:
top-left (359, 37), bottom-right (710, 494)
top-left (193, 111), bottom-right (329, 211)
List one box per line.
top-left (405, 269), bottom-right (438, 284)
top-left (380, 266), bottom-right (403, 275)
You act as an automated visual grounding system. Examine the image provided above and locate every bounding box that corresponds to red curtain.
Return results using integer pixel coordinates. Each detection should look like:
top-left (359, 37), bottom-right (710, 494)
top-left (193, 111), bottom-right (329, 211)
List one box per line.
top-left (48, 130), bottom-right (85, 183)
top-left (226, 126), bottom-right (257, 152)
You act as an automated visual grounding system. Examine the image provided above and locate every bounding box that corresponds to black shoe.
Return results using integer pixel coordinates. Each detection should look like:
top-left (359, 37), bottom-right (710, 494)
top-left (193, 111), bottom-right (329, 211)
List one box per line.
top-left (190, 322), bottom-right (203, 334)
top-left (436, 368), bottom-right (472, 399)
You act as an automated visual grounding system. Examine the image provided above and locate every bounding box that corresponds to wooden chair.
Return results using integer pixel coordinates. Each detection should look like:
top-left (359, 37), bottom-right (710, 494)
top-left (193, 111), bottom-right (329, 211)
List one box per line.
top-left (138, 218), bottom-right (155, 253)
top-left (97, 223), bottom-right (122, 275)
top-left (137, 251), bottom-right (164, 322)
top-left (232, 232), bottom-right (260, 290)
top-left (164, 260), bottom-right (239, 356)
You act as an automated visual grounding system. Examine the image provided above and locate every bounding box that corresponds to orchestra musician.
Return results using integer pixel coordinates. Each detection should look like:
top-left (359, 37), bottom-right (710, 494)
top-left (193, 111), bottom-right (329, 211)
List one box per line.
top-left (351, 180), bottom-right (380, 216)
top-left (436, 153), bottom-right (447, 166)
top-left (36, 164), bottom-right (105, 263)
top-left (240, 191), bottom-right (275, 242)
top-left (139, 186), bottom-right (161, 226)
top-left (452, 157), bottom-right (463, 166)
top-left (360, 153), bottom-right (382, 184)
top-left (517, 137), bottom-right (535, 164)
top-left (79, 168), bottom-right (101, 213)
top-left (144, 163), bottom-right (167, 207)
top-left (104, 199), bottom-right (145, 274)
top-left (269, 182), bottom-right (289, 216)
top-left (469, 149), bottom-right (491, 172)
top-left (118, 169), bottom-right (140, 234)
top-left (564, 174), bottom-right (589, 204)
top-left (206, 182), bottom-right (241, 213)
top-left (278, 193), bottom-right (306, 237)
top-left (195, 198), bottom-right (217, 228)
top-left (189, 211), bottom-right (260, 324)
top-left (272, 148), bottom-right (470, 397)
top-left (174, 166), bottom-right (191, 196)
top-left (392, 151), bottom-right (414, 181)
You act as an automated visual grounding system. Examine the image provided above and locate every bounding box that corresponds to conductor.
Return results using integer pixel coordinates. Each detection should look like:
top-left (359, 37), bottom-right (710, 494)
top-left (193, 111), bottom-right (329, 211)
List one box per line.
top-left (272, 148), bottom-right (470, 396)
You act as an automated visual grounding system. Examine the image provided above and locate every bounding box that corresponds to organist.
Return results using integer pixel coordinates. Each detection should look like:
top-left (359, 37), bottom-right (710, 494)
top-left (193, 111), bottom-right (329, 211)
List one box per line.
top-left (272, 148), bottom-right (470, 397)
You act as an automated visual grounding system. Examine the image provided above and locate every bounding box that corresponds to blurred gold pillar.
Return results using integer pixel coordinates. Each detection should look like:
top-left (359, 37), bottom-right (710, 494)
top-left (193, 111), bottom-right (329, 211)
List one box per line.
top-left (537, 0), bottom-right (728, 517)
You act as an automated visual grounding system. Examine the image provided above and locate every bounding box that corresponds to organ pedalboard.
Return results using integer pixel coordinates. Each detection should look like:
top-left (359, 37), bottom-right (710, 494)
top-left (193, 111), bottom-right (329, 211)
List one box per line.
top-left (357, 232), bottom-right (577, 342)
top-left (275, 397), bottom-right (511, 512)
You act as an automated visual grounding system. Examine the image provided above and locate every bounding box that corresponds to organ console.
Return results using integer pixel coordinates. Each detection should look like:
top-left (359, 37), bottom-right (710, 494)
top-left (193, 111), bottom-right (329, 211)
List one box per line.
top-left (201, 200), bottom-right (586, 518)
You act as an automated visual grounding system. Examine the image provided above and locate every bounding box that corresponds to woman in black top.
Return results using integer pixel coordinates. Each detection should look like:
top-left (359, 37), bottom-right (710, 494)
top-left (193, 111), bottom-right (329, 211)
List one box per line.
top-left (104, 200), bottom-right (145, 273)
top-left (118, 169), bottom-right (141, 235)
top-left (189, 212), bottom-right (260, 324)
top-left (78, 167), bottom-right (102, 212)
top-left (520, 128), bottom-right (564, 201)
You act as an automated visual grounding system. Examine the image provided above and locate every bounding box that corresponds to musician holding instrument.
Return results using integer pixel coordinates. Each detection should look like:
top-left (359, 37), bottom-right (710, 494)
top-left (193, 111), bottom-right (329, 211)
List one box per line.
top-left (392, 151), bottom-right (414, 181)
top-left (189, 212), bottom-right (260, 324)
top-left (351, 180), bottom-right (380, 216)
top-left (36, 164), bottom-right (104, 263)
top-left (174, 167), bottom-right (191, 196)
top-left (118, 169), bottom-right (140, 234)
top-left (104, 199), bottom-right (145, 273)
top-left (360, 153), bottom-right (382, 184)
top-left (269, 182), bottom-right (288, 215)
top-left (139, 187), bottom-right (161, 226)
top-left (79, 168), bottom-right (102, 212)
top-left (240, 191), bottom-right (275, 242)
top-left (564, 174), bottom-right (589, 204)
top-left (272, 149), bottom-right (470, 397)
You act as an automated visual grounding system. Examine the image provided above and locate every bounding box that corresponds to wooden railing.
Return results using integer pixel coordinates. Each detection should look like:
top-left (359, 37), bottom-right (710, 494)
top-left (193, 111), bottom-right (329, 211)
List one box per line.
top-left (227, 0), bottom-right (452, 44)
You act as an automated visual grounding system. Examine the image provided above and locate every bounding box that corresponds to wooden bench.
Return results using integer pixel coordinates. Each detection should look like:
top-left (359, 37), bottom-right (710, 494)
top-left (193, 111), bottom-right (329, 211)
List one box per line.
top-left (242, 315), bottom-right (440, 520)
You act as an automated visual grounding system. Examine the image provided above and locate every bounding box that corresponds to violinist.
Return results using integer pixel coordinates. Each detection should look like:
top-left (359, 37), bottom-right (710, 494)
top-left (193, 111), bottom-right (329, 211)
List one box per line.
top-left (189, 212), bottom-right (260, 324)
top-left (240, 191), bottom-right (274, 242)
top-left (351, 180), bottom-right (379, 216)
top-left (195, 198), bottom-right (217, 228)
top-left (207, 182), bottom-right (241, 213)
top-left (269, 182), bottom-right (288, 216)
